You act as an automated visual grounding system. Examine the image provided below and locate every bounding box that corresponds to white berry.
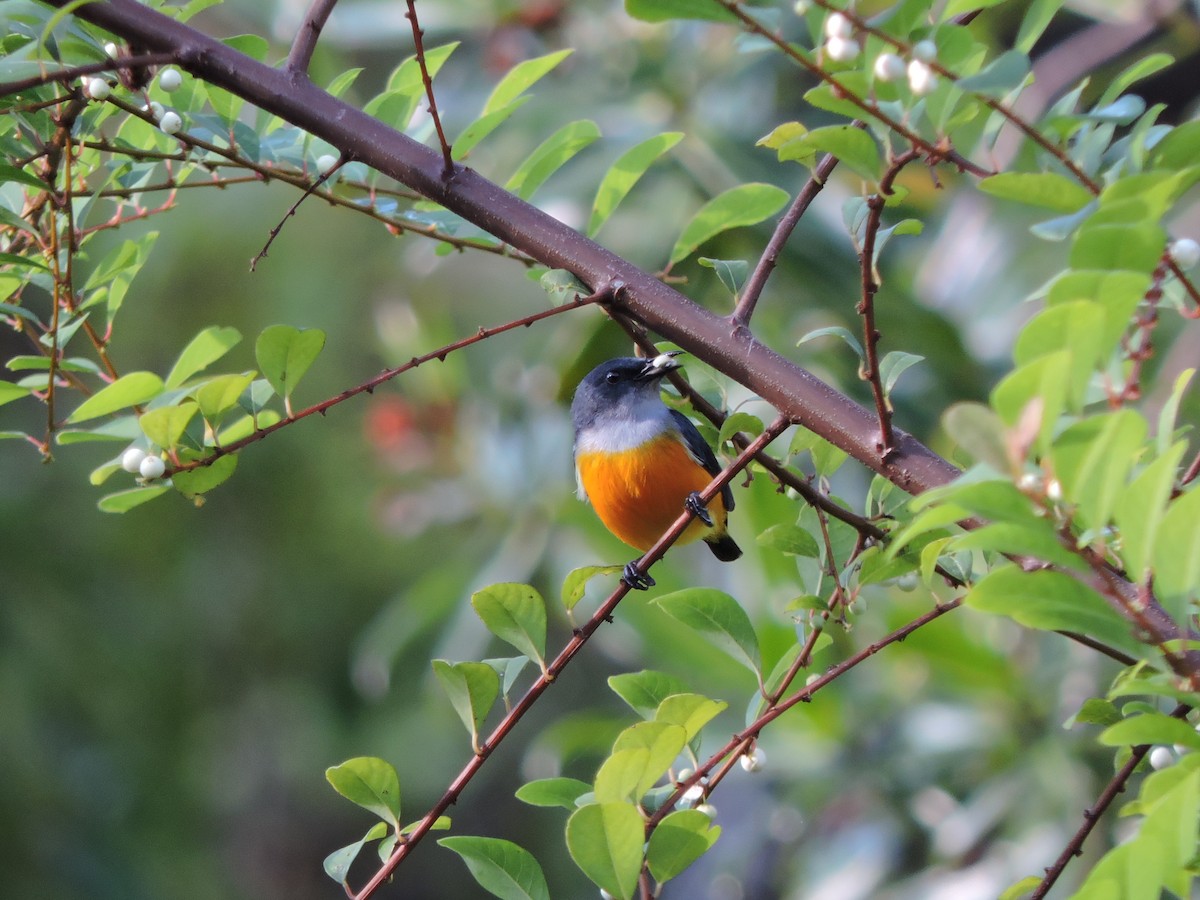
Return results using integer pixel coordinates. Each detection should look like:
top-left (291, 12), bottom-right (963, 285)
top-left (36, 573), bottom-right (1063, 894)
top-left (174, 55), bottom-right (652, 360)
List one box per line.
top-left (874, 53), bottom-right (905, 82)
top-left (907, 59), bottom-right (938, 96)
top-left (681, 782), bottom-right (706, 803)
top-left (121, 447), bottom-right (147, 473)
top-left (824, 12), bottom-right (853, 39)
top-left (793, 0), bottom-right (811, 13)
top-left (158, 68), bottom-right (183, 92)
top-left (1170, 237), bottom-right (1200, 270)
top-left (159, 111), bottom-right (183, 135)
top-left (912, 39), bottom-right (938, 62)
top-left (86, 78), bottom-right (111, 100)
top-left (740, 746), bottom-right (767, 773)
top-left (696, 803), bottom-right (718, 819)
top-left (139, 455), bottom-right (166, 479)
top-left (1046, 478), bottom-right (1063, 502)
top-left (316, 153), bottom-right (339, 175)
top-left (104, 42), bottom-right (118, 57)
top-left (826, 35), bottom-right (861, 62)
top-left (1149, 746), bottom-right (1175, 770)
top-left (144, 101), bottom-right (165, 119)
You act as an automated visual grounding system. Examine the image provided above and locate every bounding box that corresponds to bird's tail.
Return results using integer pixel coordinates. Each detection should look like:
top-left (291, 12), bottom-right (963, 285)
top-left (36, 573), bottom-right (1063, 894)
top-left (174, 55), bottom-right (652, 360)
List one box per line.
top-left (705, 533), bottom-right (742, 562)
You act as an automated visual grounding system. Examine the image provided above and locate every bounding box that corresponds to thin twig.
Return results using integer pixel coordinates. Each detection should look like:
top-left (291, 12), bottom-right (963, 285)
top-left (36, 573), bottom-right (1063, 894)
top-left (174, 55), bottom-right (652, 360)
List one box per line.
top-left (286, 0), bottom-right (340, 76)
top-left (351, 419), bottom-right (789, 900)
top-left (1029, 703), bottom-right (1192, 899)
top-left (0, 52), bottom-right (176, 98)
top-left (648, 596), bottom-right (965, 828)
top-left (250, 152), bottom-right (346, 271)
top-left (167, 288), bottom-right (610, 475)
top-left (857, 149), bottom-right (921, 458)
top-left (404, 0), bottom-right (453, 179)
top-left (730, 148), bottom-right (841, 328)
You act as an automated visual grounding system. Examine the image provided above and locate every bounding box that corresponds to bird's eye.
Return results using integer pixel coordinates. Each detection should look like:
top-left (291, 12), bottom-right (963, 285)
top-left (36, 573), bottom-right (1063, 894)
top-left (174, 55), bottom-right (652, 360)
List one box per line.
top-left (605, 371), bottom-right (621, 384)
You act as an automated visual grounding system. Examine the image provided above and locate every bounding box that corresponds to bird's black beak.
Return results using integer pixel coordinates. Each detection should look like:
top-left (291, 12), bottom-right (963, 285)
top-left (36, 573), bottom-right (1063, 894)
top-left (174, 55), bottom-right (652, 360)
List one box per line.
top-left (638, 350), bottom-right (683, 380)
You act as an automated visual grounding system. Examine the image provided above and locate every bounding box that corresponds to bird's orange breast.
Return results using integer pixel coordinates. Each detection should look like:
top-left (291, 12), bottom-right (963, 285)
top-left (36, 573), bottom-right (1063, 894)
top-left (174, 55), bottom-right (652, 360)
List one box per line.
top-left (576, 433), bottom-right (728, 552)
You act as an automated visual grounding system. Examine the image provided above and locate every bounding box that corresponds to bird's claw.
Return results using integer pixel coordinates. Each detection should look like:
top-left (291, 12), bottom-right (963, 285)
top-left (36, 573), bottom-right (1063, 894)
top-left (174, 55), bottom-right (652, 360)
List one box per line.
top-left (622, 562), bottom-right (656, 591)
top-left (686, 491), bottom-right (713, 527)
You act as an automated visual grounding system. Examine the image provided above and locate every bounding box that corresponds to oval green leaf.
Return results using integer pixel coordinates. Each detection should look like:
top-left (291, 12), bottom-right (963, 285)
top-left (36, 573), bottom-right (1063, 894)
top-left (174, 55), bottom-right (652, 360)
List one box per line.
top-left (471, 583), bottom-right (547, 670)
top-left (438, 835), bottom-right (551, 900)
top-left (565, 802), bottom-right (644, 900)
top-left (588, 132), bottom-right (683, 237)
top-left (669, 184), bottom-right (789, 266)
top-left (67, 372), bottom-right (164, 423)
top-left (325, 756), bottom-right (402, 827)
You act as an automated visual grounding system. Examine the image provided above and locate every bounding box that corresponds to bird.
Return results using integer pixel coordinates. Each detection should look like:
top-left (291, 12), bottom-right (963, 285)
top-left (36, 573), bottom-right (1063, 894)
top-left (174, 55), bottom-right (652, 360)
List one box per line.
top-left (571, 352), bottom-right (742, 590)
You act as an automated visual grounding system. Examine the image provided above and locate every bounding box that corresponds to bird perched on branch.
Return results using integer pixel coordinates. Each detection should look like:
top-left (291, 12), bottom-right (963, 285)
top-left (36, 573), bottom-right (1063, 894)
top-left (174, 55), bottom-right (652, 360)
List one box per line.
top-left (571, 352), bottom-right (741, 590)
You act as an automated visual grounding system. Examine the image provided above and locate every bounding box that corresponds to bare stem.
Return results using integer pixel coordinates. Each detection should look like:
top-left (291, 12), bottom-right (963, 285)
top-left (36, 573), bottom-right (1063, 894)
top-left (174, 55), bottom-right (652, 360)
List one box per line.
top-left (1029, 703), bottom-right (1192, 899)
top-left (857, 149), bottom-right (921, 458)
top-left (730, 148), bottom-right (841, 328)
top-left (404, 0), bottom-right (454, 179)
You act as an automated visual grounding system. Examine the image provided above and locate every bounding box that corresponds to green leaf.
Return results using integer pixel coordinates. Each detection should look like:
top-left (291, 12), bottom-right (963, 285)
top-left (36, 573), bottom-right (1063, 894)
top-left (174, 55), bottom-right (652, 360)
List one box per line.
top-left (165, 326), bottom-right (241, 388)
top-left (325, 757), bottom-right (402, 828)
top-left (646, 809), bottom-right (720, 884)
top-left (453, 98), bottom-right (530, 160)
top-left (515, 777), bottom-right (592, 810)
top-left (195, 372), bottom-right (257, 423)
top-left (1100, 714), bottom-right (1200, 750)
top-left (776, 124), bottom-right (881, 183)
top-left (653, 588), bottom-right (761, 675)
top-left (612, 721), bottom-right (689, 799)
top-left (81, 230), bottom-right (159, 327)
top-left (669, 184), bottom-right (789, 267)
top-left (0, 380), bottom-right (32, 408)
top-left (505, 120), bottom-right (601, 200)
top-left (966, 565), bottom-right (1143, 657)
top-left (608, 670), bottom-right (690, 719)
top-left (138, 401), bottom-right (198, 451)
top-left (1070, 222), bottom-right (1165, 275)
top-left (561, 565), bottom-right (622, 611)
top-left (717, 411), bottom-right (763, 447)
top-left (654, 694), bottom-right (726, 743)
top-left (698, 257), bottom-right (749, 297)
top-left (797, 325), bottom-right (864, 361)
top-left (879, 351), bottom-right (924, 396)
top-left (565, 802), bottom-right (644, 900)
top-left (1149, 120), bottom-right (1200, 171)
top-left (254, 325), bottom-right (326, 402)
top-left (595, 747), bottom-right (654, 803)
top-left (1071, 698), bottom-right (1121, 728)
top-left (67, 372), bottom-right (164, 423)
top-left (1151, 485), bottom-right (1200, 611)
top-left (432, 660), bottom-right (500, 752)
top-left (97, 485), bottom-right (171, 513)
top-left (1015, 0), bottom-right (1064, 53)
top-left (438, 836), bottom-right (550, 900)
top-left (1098, 53), bottom-right (1174, 107)
top-left (625, 0), bottom-right (736, 22)
top-left (589, 132), bottom-right (683, 237)
top-left (956, 49), bottom-right (1030, 97)
top-left (323, 823), bottom-right (390, 885)
top-left (978, 172), bottom-right (1094, 213)
top-left (484, 50), bottom-right (573, 115)
top-left (756, 523), bottom-right (819, 558)
top-left (1052, 411), bottom-right (1147, 534)
top-left (471, 583), bottom-right (547, 671)
top-left (172, 454), bottom-right (238, 500)
top-left (1108, 441), bottom-right (1185, 578)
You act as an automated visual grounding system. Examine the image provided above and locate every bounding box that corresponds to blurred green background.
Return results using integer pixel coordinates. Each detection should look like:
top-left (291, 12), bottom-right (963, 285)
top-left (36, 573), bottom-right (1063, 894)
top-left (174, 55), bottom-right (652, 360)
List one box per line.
top-left (3, 1), bottom-right (1200, 898)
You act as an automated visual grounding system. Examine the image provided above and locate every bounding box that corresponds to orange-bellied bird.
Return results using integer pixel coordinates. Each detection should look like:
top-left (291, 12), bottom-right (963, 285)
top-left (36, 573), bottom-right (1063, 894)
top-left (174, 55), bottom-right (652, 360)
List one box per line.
top-left (571, 353), bottom-right (741, 589)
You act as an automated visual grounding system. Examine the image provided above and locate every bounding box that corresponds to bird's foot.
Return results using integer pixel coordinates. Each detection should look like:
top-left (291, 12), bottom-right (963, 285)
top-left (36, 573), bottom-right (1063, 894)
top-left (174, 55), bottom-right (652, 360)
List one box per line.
top-left (685, 491), bottom-right (713, 527)
top-left (622, 562), bottom-right (656, 591)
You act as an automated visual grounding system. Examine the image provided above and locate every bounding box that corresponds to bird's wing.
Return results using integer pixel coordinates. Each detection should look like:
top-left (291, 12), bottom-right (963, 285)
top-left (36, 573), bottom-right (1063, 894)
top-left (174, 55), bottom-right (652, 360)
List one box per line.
top-left (669, 409), bottom-right (735, 511)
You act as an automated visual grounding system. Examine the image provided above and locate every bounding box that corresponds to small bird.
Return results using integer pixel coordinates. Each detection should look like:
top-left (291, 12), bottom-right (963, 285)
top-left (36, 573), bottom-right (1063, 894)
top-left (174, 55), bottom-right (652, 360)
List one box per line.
top-left (571, 353), bottom-right (742, 589)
